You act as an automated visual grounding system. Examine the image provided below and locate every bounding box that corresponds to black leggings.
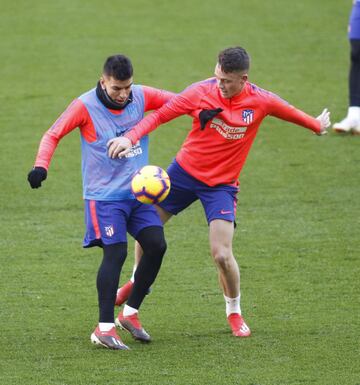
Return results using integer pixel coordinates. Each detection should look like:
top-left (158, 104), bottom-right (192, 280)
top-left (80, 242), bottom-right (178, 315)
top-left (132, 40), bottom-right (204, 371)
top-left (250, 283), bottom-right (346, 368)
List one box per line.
top-left (97, 242), bottom-right (127, 323)
top-left (127, 226), bottom-right (167, 309)
top-left (350, 39), bottom-right (360, 106)
top-left (96, 226), bottom-right (166, 322)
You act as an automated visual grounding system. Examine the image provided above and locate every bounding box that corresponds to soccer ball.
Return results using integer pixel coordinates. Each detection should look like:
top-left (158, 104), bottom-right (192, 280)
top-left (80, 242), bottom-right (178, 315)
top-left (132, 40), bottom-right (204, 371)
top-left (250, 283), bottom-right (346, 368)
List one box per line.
top-left (131, 165), bottom-right (171, 204)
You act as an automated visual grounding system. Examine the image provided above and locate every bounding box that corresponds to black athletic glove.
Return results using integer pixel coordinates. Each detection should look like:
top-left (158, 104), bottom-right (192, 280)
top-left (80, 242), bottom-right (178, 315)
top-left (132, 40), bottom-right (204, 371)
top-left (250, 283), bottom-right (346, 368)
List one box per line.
top-left (27, 167), bottom-right (47, 189)
top-left (199, 108), bottom-right (223, 130)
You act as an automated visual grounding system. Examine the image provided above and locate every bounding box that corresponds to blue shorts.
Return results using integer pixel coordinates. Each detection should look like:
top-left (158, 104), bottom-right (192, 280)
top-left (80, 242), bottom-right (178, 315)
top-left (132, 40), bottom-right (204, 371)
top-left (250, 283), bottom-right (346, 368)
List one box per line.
top-left (83, 199), bottom-right (163, 247)
top-left (158, 159), bottom-right (239, 224)
top-left (349, 2), bottom-right (360, 40)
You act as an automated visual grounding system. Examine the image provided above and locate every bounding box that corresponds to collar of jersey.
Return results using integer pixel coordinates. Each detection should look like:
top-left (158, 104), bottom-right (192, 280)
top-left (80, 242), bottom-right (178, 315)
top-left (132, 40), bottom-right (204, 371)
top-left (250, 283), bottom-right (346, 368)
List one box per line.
top-left (217, 82), bottom-right (248, 105)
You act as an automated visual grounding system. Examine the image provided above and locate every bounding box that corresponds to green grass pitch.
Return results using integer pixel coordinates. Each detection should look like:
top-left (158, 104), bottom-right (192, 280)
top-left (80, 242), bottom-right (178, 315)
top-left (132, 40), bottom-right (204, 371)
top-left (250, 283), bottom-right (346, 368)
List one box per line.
top-left (1, 0), bottom-right (359, 384)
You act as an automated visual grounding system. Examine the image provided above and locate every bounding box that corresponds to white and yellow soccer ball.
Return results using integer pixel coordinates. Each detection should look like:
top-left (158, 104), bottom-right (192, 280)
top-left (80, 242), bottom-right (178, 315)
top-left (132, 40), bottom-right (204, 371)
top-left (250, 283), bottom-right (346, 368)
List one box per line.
top-left (131, 165), bottom-right (171, 205)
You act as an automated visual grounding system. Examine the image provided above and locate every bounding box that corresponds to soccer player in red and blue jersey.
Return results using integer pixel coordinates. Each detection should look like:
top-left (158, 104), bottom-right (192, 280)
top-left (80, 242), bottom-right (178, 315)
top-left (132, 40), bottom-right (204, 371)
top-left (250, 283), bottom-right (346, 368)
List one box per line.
top-left (27, 55), bottom-right (175, 349)
top-left (108, 47), bottom-right (331, 338)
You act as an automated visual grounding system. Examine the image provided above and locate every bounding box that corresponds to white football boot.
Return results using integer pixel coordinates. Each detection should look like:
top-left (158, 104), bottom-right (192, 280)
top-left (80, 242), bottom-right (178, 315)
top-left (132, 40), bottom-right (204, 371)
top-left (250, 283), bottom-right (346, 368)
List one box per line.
top-left (333, 107), bottom-right (360, 134)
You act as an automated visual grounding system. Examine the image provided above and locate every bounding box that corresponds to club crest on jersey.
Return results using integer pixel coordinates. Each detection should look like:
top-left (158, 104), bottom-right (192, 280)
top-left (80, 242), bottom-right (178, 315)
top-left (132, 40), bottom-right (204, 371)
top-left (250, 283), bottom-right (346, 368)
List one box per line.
top-left (105, 225), bottom-right (114, 237)
top-left (242, 109), bottom-right (254, 124)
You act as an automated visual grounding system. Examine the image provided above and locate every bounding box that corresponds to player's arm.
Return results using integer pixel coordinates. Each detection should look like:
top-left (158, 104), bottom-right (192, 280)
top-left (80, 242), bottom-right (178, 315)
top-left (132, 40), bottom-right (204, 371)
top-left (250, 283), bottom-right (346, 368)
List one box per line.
top-left (142, 86), bottom-right (176, 111)
top-left (27, 99), bottom-right (90, 188)
top-left (266, 93), bottom-right (330, 135)
top-left (108, 87), bottom-right (200, 159)
top-left (128, 89), bottom-right (198, 142)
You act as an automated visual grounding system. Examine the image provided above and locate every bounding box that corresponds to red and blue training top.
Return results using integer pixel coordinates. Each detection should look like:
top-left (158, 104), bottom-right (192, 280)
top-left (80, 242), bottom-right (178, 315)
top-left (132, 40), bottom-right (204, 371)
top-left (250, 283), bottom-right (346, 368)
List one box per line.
top-left (33, 85), bottom-right (174, 200)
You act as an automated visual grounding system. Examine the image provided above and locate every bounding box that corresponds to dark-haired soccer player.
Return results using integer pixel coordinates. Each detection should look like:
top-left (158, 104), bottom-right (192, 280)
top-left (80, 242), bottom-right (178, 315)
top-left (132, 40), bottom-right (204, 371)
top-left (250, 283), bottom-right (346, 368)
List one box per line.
top-left (108, 46), bottom-right (331, 338)
top-left (28, 54), bottom-right (175, 349)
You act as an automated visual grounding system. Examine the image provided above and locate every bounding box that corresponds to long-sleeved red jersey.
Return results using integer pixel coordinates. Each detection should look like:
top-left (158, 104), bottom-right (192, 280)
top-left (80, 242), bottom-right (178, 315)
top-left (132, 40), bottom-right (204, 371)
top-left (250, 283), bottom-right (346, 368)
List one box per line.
top-left (125, 79), bottom-right (321, 186)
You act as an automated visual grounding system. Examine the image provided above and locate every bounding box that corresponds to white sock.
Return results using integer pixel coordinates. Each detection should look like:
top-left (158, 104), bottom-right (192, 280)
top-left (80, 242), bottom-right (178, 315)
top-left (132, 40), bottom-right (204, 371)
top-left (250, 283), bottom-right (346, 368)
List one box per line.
top-left (123, 304), bottom-right (138, 317)
top-left (347, 106), bottom-right (360, 121)
top-left (98, 322), bottom-right (115, 332)
top-left (224, 294), bottom-right (241, 317)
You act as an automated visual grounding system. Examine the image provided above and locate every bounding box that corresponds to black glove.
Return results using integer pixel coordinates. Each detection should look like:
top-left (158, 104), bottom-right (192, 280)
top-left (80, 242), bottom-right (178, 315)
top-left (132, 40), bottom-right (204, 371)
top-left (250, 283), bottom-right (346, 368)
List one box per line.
top-left (27, 167), bottom-right (47, 189)
top-left (199, 108), bottom-right (223, 130)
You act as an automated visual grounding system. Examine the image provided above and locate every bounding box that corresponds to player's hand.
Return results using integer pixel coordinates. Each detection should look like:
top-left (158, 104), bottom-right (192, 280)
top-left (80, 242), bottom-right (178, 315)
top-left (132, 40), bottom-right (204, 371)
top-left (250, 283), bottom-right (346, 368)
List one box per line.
top-left (199, 108), bottom-right (223, 130)
top-left (107, 137), bottom-right (132, 159)
top-left (28, 167), bottom-right (47, 188)
top-left (316, 108), bottom-right (331, 135)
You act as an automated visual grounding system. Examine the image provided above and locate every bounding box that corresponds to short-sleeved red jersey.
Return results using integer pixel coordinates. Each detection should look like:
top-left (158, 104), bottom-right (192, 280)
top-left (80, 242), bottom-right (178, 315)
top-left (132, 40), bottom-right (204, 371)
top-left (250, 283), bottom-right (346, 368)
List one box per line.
top-left (125, 79), bottom-right (321, 186)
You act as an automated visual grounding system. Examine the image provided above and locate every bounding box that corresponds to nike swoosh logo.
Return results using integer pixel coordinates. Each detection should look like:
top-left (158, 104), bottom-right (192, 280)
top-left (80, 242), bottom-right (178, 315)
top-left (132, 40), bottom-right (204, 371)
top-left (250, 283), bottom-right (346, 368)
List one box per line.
top-left (220, 210), bottom-right (232, 215)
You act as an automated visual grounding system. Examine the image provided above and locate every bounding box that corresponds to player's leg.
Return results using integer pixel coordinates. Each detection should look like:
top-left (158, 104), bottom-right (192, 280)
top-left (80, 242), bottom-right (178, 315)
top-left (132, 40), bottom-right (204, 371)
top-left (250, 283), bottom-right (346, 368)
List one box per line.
top-left (198, 185), bottom-right (240, 298)
top-left (116, 201), bottom-right (169, 342)
top-left (114, 242), bottom-right (141, 306)
top-left (198, 184), bottom-right (250, 337)
top-left (97, 243), bottom-right (127, 323)
top-left (91, 242), bottom-right (130, 350)
top-left (84, 200), bottom-right (130, 350)
top-left (129, 226), bottom-right (167, 309)
top-left (350, 39), bottom-right (360, 134)
top-left (116, 161), bottom-right (197, 340)
top-left (333, 39), bottom-right (360, 133)
top-left (209, 219), bottom-right (239, 298)
top-left (209, 219), bottom-right (250, 337)
top-left (116, 225), bottom-right (167, 342)
top-left (116, 159), bottom-right (192, 307)
top-left (115, 207), bottom-right (173, 306)
top-left (349, 3), bottom-right (360, 134)
top-left (333, 0), bottom-right (360, 133)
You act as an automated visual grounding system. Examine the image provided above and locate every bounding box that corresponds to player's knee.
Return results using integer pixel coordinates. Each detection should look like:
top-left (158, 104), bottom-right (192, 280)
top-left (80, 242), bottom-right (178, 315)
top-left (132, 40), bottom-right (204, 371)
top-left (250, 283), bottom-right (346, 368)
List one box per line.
top-left (143, 237), bottom-right (167, 258)
top-left (212, 249), bottom-right (232, 270)
top-left (137, 226), bottom-right (167, 257)
top-left (156, 238), bottom-right (167, 256)
top-left (134, 245), bottom-right (165, 285)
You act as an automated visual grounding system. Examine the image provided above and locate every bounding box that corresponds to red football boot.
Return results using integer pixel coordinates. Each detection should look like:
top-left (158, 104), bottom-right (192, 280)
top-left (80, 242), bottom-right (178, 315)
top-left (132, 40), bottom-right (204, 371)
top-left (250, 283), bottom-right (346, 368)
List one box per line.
top-left (90, 326), bottom-right (129, 350)
top-left (115, 280), bottom-right (134, 307)
top-left (227, 313), bottom-right (251, 337)
top-left (116, 311), bottom-right (151, 342)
